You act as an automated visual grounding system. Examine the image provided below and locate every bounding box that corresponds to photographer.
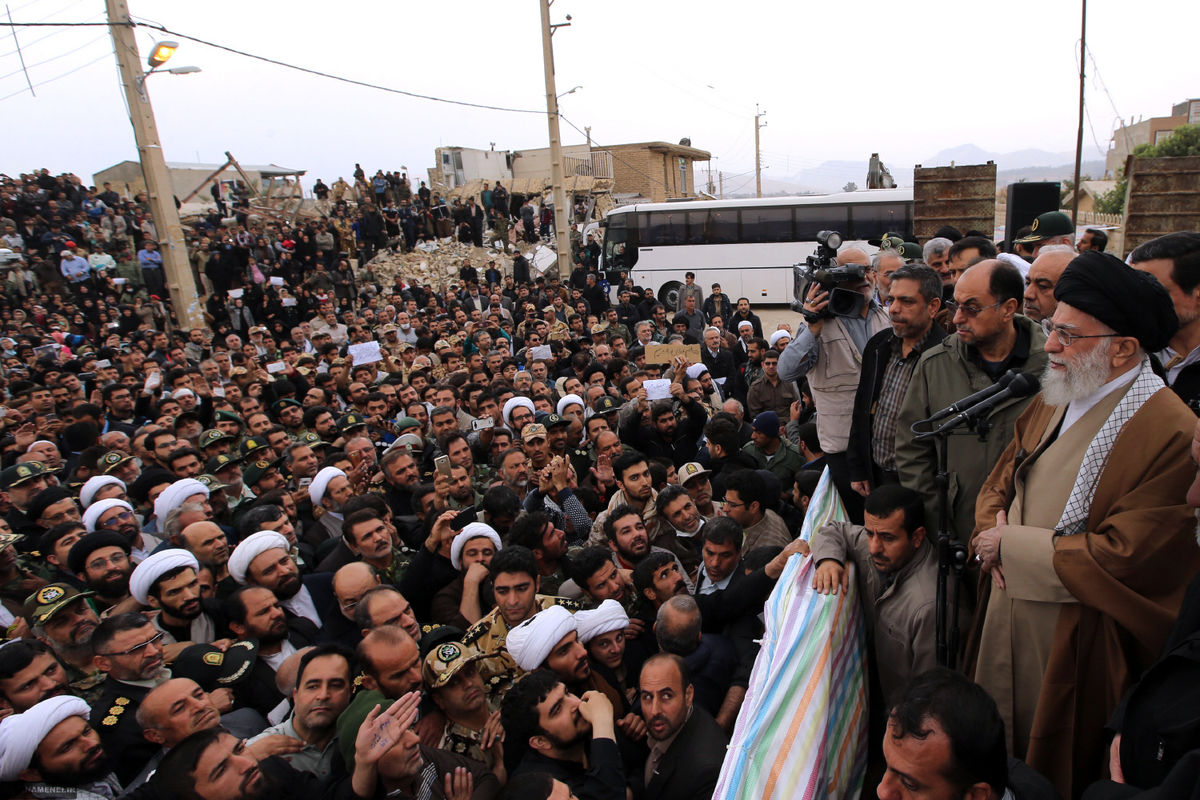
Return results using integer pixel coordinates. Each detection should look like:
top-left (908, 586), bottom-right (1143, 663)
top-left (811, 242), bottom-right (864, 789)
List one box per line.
top-left (779, 246), bottom-right (889, 521)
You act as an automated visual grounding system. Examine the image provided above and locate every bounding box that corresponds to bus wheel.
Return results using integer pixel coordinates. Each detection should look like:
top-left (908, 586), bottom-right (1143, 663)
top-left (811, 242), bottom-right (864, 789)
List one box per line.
top-left (658, 281), bottom-right (682, 310)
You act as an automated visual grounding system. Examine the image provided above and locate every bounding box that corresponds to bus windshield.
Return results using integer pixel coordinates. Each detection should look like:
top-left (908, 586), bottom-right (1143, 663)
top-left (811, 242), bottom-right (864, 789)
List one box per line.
top-left (603, 216), bottom-right (636, 270)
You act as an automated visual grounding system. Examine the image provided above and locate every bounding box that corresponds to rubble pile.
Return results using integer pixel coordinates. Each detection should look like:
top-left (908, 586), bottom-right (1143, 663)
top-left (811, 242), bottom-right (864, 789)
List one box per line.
top-left (361, 237), bottom-right (558, 288)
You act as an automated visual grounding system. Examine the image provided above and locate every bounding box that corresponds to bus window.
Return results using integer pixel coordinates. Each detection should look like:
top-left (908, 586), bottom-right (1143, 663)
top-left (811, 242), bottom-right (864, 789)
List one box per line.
top-left (603, 215), bottom-right (637, 269)
top-left (741, 207), bottom-right (793, 243)
top-left (795, 205), bottom-right (849, 240)
top-left (644, 211), bottom-right (687, 246)
top-left (706, 209), bottom-right (739, 244)
top-left (849, 203), bottom-right (910, 242)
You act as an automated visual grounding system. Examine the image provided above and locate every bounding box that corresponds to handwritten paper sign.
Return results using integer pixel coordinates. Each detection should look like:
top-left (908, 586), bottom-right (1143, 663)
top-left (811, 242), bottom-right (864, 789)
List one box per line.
top-left (348, 341), bottom-right (382, 365)
top-left (645, 343), bottom-right (701, 364)
top-left (643, 379), bottom-right (672, 401)
top-left (528, 345), bottom-right (552, 361)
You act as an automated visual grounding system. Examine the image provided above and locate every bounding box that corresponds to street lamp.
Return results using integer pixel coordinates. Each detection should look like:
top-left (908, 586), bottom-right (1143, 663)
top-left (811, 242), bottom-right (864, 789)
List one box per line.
top-left (136, 40), bottom-right (200, 99)
top-left (557, 85), bottom-right (582, 99)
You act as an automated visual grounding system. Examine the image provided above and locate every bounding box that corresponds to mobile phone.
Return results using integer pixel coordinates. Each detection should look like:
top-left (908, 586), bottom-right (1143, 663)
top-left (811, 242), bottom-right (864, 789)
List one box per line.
top-left (298, 477), bottom-right (313, 488)
top-left (266, 361), bottom-right (286, 374)
top-left (471, 417), bottom-right (494, 431)
top-left (349, 450), bottom-right (363, 467)
top-left (434, 455), bottom-right (451, 476)
top-left (95, 359), bottom-right (112, 368)
top-left (452, 506), bottom-right (477, 529)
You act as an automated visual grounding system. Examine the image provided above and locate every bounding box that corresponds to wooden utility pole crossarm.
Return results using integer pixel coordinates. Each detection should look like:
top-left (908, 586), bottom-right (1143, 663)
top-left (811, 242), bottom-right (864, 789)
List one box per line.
top-left (105, 0), bottom-right (203, 329)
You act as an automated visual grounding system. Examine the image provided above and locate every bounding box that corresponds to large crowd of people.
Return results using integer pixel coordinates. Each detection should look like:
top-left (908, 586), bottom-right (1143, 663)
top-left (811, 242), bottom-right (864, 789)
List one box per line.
top-left (0, 165), bottom-right (1199, 800)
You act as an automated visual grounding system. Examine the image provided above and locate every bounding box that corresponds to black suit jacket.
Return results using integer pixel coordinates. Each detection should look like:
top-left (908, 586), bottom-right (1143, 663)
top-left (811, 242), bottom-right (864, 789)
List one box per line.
top-left (644, 706), bottom-right (727, 800)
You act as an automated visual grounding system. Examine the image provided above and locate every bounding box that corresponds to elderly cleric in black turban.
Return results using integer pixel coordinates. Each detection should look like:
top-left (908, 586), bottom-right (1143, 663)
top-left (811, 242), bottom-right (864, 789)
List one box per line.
top-left (1053, 250), bottom-right (1178, 353)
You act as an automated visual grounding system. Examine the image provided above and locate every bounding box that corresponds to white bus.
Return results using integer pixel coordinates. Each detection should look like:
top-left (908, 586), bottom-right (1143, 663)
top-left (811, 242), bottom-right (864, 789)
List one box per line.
top-left (598, 188), bottom-right (913, 307)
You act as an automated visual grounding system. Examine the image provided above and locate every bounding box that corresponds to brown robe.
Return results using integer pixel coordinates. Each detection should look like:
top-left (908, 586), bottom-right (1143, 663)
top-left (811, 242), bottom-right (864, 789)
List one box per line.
top-left (968, 387), bottom-right (1200, 798)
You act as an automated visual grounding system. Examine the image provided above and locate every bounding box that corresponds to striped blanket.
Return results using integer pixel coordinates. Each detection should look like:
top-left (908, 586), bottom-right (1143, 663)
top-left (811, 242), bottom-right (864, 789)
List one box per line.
top-left (714, 467), bottom-right (869, 800)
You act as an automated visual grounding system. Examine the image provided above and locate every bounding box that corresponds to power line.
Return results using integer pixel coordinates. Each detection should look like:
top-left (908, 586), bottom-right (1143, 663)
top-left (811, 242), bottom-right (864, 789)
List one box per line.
top-left (133, 19), bottom-right (546, 116)
top-left (0, 31), bottom-right (108, 81)
top-left (0, 46), bottom-right (109, 101)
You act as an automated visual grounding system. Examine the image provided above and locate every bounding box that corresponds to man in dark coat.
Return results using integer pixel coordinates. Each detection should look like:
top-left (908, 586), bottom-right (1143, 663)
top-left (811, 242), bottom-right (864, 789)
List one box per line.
top-left (638, 653), bottom-right (727, 800)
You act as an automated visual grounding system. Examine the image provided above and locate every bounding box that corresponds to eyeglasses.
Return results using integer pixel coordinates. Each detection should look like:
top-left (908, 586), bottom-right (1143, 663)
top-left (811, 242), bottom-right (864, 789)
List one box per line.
top-left (98, 631), bottom-right (164, 657)
top-left (1040, 318), bottom-right (1118, 347)
top-left (945, 300), bottom-right (1004, 318)
top-left (100, 510), bottom-right (136, 528)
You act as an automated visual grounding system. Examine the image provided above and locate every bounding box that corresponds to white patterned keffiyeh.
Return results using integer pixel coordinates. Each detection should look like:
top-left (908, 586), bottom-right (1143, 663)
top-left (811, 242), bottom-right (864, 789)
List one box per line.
top-left (1055, 359), bottom-right (1165, 537)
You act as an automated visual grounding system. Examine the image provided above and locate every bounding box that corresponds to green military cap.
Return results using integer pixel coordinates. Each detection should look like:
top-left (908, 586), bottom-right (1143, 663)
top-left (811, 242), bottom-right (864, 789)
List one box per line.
top-left (542, 413), bottom-right (569, 429)
top-left (243, 457), bottom-right (283, 488)
top-left (270, 398), bottom-right (302, 417)
top-left (297, 431), bottom-right (331, 450)
top-left (239, 436), bottom-right (271, 459)
top-left (0, 461), bottom-right (47, 490)
top-left (205, 453), bottom-right (242, 474)
top-left (215, 410), bottom-right (243, 426)
top-left (592, 396), bottom-right (619, 414)
top-left (338, 412), bottom-right (367, 433)
top-left (1015, 211), bottom-right (1074, 244)
top-left (394, 416), bottom-right (422, 433)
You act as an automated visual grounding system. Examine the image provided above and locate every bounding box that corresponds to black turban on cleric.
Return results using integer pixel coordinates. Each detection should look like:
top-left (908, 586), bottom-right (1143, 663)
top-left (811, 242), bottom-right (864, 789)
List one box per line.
top-left (1053, 250), bottom-right (1178, 353)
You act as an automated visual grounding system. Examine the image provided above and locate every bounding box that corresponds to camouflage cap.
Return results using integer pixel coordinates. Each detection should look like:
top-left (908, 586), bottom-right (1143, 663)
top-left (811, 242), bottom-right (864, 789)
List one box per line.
top-left (199, 429), bottom-right (235, 448)
top-left (196, 474), bottom-right (231, 492)
top-left (421, 641), bottom-right (484, 690)
top-left (22, 583), bottom-right (95, 626)
top-left (98, 452), bottom-right (133, 475)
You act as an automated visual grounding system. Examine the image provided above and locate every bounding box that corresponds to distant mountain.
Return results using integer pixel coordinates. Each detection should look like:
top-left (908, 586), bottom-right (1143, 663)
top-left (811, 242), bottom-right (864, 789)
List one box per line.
top-left (722, 143), bottom-right (1109, 197)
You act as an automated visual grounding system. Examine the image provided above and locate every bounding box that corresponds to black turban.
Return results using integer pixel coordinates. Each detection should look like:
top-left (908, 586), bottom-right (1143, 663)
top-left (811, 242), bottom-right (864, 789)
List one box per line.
top-left (67, 531), bottom-right (130, 575)
top-left (1053, 250), bottom-right (1178, 352)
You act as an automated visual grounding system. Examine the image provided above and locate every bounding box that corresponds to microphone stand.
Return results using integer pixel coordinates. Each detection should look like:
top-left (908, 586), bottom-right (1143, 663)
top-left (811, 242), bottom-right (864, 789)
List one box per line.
top-left (915, 425), bottom-right (972, 669)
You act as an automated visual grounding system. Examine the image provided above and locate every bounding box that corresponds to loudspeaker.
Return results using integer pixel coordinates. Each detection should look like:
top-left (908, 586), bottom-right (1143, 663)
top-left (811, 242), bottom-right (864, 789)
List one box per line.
top-left (1005, 182), bottom-right (1061, 252)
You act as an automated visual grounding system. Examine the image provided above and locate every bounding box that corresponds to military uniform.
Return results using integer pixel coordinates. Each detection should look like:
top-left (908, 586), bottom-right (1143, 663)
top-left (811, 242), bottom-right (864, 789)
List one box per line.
top-left (545, 319), bottom-right (570, 342)
top-left (742, 438), bottom-right (807, 485)
top-left (91, 677), bottom-right (160, 785)
top-left (462, 594), bottom-right (580, 697)
top-left (63, 661), bottom-right (106, 706)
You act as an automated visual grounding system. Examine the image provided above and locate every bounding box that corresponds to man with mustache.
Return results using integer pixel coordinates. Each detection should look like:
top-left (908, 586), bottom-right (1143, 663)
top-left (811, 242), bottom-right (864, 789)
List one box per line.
top-left (131, 549), bottom-right (224, 647)
top-left (0, 695), bottom-right (121, 799)
top-left (421, 641), bottom-right (506, 774)
top-left (24, 584), bottom-right (106, 703)
top-left (812, 484), bottom-right (941, 706)
top-left (246, 646), bottom-right (353, 779)
top-left (88, 614), bottom-right (172, 784)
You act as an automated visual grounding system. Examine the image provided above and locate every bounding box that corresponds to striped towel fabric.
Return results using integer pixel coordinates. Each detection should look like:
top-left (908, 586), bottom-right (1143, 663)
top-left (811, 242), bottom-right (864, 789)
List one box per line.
top-left (715, 467), bottom-right (869, 800)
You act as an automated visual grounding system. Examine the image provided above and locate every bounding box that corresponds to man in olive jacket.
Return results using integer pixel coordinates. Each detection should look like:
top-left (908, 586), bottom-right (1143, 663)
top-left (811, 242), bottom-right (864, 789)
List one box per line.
top-left (894, 260), bottom-right (1048, 542)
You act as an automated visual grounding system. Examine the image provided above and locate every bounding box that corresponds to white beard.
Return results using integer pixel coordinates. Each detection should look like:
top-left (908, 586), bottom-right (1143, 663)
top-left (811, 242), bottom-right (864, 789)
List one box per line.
top-left (1040, 344), bottom-right (1112, 407)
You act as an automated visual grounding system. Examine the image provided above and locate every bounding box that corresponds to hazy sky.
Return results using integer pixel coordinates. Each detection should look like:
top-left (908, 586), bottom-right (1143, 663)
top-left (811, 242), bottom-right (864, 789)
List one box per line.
top-left (2, 0), bottom-right (1196, 194)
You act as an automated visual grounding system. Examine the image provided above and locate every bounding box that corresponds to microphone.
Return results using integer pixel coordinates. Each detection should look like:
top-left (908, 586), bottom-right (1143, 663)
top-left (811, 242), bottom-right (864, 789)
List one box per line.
top-left (931, 372), bottom-right (1041, 436)
top-left (924, 370), bottom-right (1017, 424)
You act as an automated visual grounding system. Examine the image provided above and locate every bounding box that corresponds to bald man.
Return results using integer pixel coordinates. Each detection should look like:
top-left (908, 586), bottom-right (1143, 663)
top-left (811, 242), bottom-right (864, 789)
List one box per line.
top-left (327, 562), bottom-right (380, 648)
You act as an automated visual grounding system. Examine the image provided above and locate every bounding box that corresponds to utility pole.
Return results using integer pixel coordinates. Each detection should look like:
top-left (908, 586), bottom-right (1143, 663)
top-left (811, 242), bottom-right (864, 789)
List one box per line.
top-left (1071, 0), bottom-right (1087, 225)
top-left (719, 171), bottom-right (724, 199)
top-left (538, 0), bottom-right (571, 281)
top-left (105, 0), bottom-right (202, 329)
top-left (755, 105), bottom-right (767, 198)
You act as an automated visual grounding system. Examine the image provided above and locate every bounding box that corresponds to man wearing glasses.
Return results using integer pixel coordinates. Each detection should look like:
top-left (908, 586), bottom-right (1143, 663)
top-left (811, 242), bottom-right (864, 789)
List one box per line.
top-left (88, 613), bottom-right (172, 785)
top-left (895, 259), bottom-right (1048, 543)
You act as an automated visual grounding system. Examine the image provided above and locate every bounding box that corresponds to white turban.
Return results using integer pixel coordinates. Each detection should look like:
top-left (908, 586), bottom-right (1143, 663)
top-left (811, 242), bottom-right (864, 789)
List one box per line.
top-left (449, 523), bottom-right (503, 570)
top-left (308, 466), bottom-right (346, 506)
top-left (25, 439), bottom-right (56, 454)
top-left (154, 478), bottom-right (209, 530)
top-left (502, 396), bottom-right (535, 426)
top-left (556, 394), bottom-right (584, 417)
top-left (82, 498), bottom-right (134, 533)
top-left (737, 320), bottom-right (753, 330)
top-left (80, 475), bottom-right (125, 510)
top-left (228, 531), bottom-right (289, 584)
top-left (769, 330), bottom-right (791, 347)
top-left (0, 695), bottom-right (92, 780)
top-left (574, 599), bottom-right (630, 644)
top-left (685, 363), bottom-right (708, 380)
top-left (130, 548), bottom-right (200, 604)
top-left (505, 605), bottom-right (576, 672)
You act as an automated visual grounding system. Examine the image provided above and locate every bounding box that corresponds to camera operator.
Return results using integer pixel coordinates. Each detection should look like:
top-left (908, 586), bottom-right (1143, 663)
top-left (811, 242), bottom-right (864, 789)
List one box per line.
top-left (779, 246), bottom-right (889, 522)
